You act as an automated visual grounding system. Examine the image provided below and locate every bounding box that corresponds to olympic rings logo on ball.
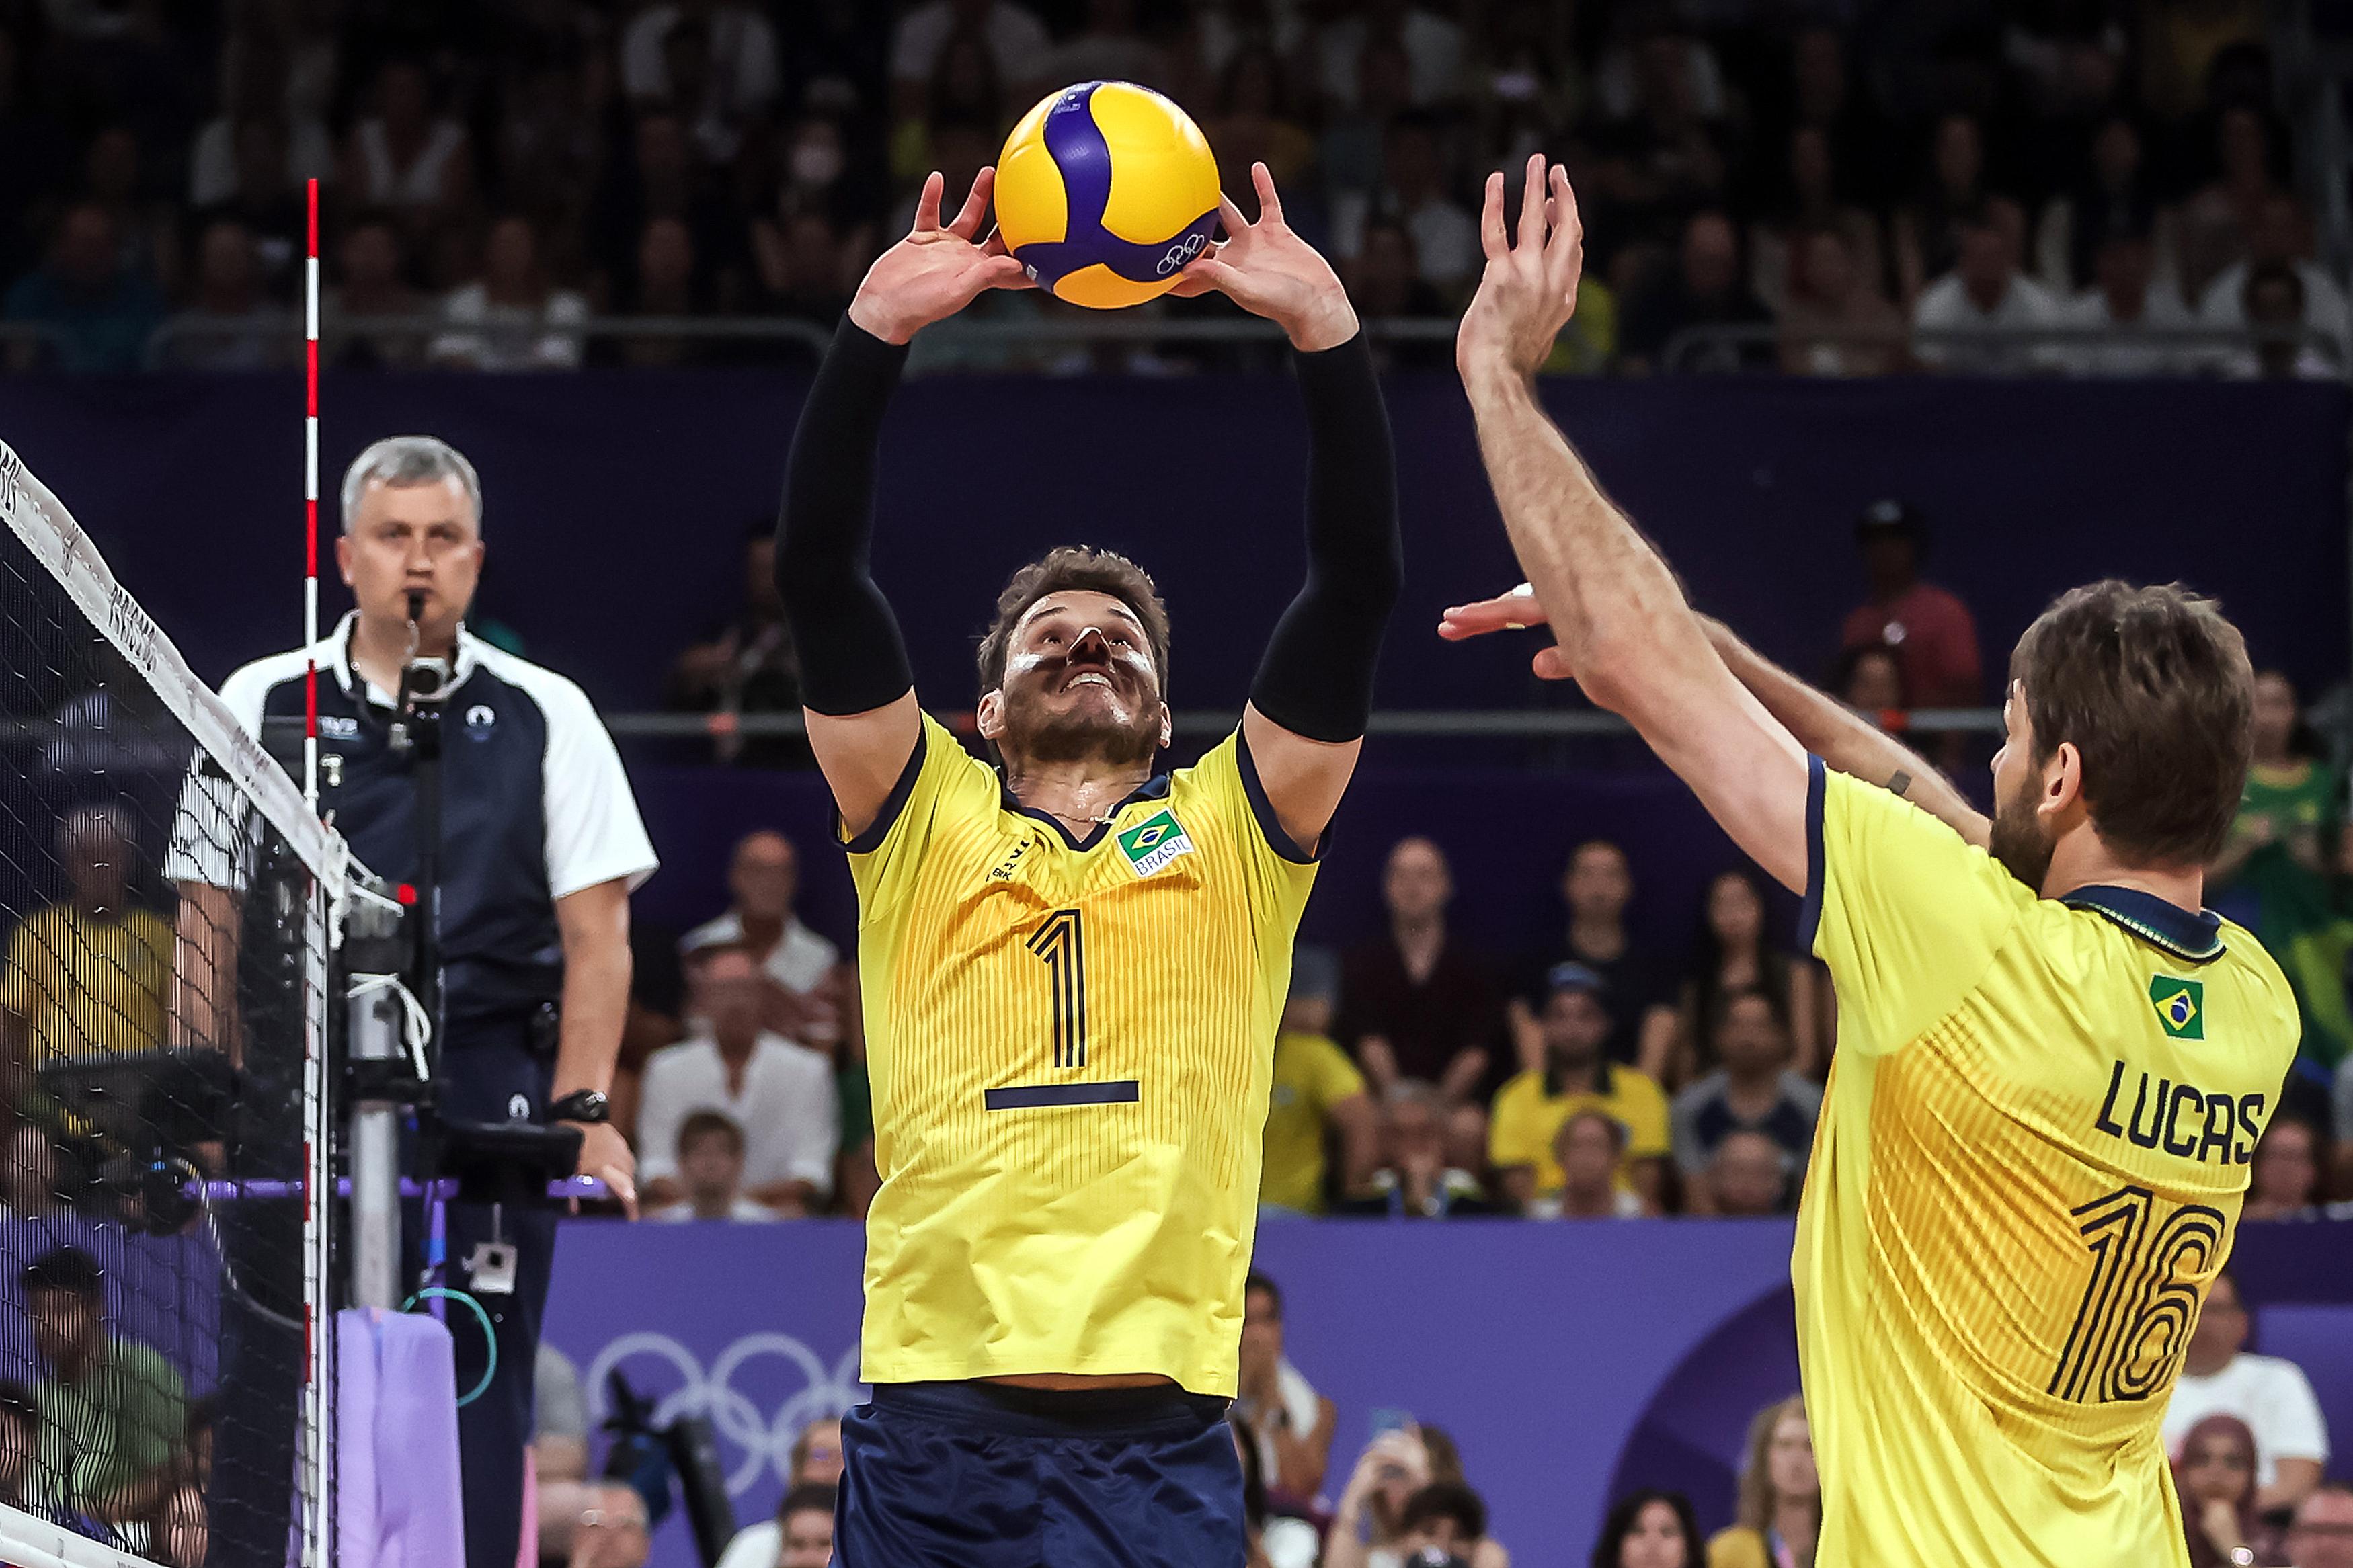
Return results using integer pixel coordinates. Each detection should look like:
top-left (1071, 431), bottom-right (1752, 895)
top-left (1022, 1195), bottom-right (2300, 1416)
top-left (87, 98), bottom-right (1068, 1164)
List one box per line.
top-left (1157, 232), bottom-right (1208, 275)
top-left (583, 1331), bottom-right (864, 1495)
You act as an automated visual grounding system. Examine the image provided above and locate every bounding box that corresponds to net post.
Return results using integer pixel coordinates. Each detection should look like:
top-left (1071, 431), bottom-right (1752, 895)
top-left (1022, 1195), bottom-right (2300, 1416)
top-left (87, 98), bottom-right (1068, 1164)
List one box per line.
top-left (343, 877), bottom-right (408, 1311)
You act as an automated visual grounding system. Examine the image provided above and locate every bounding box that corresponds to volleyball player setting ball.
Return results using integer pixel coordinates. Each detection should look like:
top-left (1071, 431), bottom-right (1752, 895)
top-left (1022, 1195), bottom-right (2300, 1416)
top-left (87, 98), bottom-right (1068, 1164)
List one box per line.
top-left (773, 81), bottom-right (1401, 1567)
top-left (1441, 155), bottom-right (2298, 1568)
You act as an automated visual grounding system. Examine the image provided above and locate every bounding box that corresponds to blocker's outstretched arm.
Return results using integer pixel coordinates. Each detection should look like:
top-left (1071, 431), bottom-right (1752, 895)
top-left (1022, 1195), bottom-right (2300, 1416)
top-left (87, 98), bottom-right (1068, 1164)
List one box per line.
top-left (1182, 165), bottom-right (1402, 854)
top-left (779, 168), bottom-right (1029, 836)
top-left (1449, 158), bottom-right (1811, 893)
top-left (1442, 589), bottom-right (1991, 848)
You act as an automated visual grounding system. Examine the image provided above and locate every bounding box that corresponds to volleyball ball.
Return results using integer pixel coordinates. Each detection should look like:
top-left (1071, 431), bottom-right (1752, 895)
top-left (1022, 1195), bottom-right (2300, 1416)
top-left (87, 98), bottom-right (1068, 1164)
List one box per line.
top-left (995, 81), bottom-right (1222, 311)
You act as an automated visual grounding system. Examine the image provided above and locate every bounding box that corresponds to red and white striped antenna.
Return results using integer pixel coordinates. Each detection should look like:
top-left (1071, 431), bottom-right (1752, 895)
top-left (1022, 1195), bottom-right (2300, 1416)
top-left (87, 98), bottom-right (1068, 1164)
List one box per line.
top-left (303, 177), bottom-right (320, 809)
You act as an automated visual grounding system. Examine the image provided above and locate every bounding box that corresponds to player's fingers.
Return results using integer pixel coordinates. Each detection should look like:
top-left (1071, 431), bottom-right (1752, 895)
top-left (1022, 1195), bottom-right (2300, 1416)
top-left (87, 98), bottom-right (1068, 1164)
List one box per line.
top-left (1179, 255), bottom-right (1244, 295)
top-left (980, 226), bottom-right (1008, 257)
top-left (947, 166), bottom-right (995, 241)
top-left (982, 254), bottom-right (1035, 291)
top-left (1166, 270), bottom-right (1220, 298)
top-left (1480, 171), bottom-right (1507, 259)
top-left (1548, 165), bottom-right (1583, 292)
top-left (1532, 645), bottom-right (1578, 682)
top-left (913, 171), bottom-right (945, 233)
top-left (1437, 585), bottom-right (1548, 639)
top-left (1516, 152), bottom-right (1546, 251)
top-left (1215, 192), bottom-right (1250, 242)
top-left (1252, 161), bottom-right (1284, 224)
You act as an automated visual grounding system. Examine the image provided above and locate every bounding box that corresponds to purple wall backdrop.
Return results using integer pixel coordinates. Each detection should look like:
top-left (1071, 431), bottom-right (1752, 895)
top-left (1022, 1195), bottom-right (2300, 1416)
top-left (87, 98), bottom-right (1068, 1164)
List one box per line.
top-left (541, 1217), bottom-right (2353, 1568)
top-left (623, 760), bottom-right (1767, 971)
top-left (4, 372), bottom-right (2344, 714)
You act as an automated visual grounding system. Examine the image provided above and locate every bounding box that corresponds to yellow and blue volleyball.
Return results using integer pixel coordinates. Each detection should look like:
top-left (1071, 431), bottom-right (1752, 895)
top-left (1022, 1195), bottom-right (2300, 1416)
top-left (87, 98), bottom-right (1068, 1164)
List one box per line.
top-left (995, 81), bottom-right (1222, 311)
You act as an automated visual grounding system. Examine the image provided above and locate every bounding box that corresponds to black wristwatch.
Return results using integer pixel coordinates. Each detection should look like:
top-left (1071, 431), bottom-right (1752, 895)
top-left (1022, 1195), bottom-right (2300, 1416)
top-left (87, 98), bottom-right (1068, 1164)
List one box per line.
top-left (549, 1089), bottom-right (610, 1126)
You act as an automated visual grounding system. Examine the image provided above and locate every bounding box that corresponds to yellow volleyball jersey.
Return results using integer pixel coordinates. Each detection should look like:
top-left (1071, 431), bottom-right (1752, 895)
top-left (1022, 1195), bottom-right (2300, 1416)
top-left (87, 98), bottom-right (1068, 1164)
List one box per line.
top-left (845, 714), bottom-right (1318, 1396)
top-left (1797, 762), bottom-right (2299, 1568)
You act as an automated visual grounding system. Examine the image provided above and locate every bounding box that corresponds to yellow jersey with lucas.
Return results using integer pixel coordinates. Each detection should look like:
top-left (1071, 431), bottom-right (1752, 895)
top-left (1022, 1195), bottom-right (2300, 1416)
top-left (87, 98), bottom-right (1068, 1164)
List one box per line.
top-left (1796, 761), bottom-right (2299, 1568)
top-left (844, 713), bottom-right (1318, 1397)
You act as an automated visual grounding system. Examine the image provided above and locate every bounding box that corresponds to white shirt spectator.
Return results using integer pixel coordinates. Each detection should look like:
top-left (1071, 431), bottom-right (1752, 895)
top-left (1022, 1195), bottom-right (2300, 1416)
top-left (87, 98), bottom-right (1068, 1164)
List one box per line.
top-left (1314, 7), bottom-right (1464, 107)
top-left (651, 1198), bottom-right (778, 1223)
top-left (621, 5), bottom-right (779, 112)
top-left (188, 116), bottom-right (335, 208)
top-left (2164, 1352), bottom-right (2332, 1489)
top-left (431, 283), bottom-right (590, 372)
top-left (352, 117), bottom-right (467, 211)
top-left (891, 1), bottom-right (1051, 89)
top-left (620, 4), bottom-right (778, 164)
top-left (1913, 271), bottom-right (2062, 373)
top-left (636, 1031), bottom-right (838, 1199)
top-left (2199, 259), bottom-right (2350, 341)
top-left (2055, 282), bottom-right (2195, 376)
top-left (1525, 1188), bottom-right (1644, 1219)
top-left (680, 910), bottom-right (839, 997)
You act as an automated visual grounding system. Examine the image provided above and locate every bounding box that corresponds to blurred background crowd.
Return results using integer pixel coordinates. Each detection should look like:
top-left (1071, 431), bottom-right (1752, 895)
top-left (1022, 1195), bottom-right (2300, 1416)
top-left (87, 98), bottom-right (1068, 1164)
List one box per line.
top-left (0, 0), bottom-right (2338, 375)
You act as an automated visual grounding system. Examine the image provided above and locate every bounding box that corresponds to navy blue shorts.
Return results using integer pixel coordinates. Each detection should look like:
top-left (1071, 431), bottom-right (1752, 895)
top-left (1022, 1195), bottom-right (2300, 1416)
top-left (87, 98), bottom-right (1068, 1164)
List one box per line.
top-left (837, 1382), bottom-right (1246, 1568)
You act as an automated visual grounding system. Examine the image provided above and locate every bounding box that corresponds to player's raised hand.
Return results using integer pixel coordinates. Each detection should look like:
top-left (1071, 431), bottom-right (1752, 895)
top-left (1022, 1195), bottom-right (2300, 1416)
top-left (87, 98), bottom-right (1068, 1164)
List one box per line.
top-left (1174, 162), bottom-right (1359, 353)
top-left (848, 168), bottom-right (1032, 345)
top-left (1457, 155), bottom-right (1584, 381)
top-left (1437, 583), bottom-right (1577, 680)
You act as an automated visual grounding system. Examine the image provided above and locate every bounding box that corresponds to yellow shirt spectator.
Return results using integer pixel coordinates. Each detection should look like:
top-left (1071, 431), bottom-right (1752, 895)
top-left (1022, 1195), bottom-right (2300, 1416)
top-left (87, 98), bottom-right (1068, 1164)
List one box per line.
top-left (1488, 1061), bottom-right (1670, 1194)
top-left (1259, 1030), bottom-right (1365, 1214)
top-left (2, 903), bottom-right (172, 1065)
top-left (1488, 962), bottom-right (1669, 1203)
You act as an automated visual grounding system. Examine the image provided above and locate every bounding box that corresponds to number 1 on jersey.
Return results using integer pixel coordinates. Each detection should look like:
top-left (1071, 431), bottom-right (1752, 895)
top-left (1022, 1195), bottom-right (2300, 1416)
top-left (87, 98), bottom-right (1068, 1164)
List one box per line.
top-left (1027, 909), bottom-right (1088, 1068)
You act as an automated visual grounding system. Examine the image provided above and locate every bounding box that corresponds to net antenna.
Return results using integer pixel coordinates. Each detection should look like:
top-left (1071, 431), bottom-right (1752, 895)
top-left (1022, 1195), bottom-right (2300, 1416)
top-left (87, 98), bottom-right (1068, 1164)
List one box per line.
top-left (304, 177), bottom-right (320, 809)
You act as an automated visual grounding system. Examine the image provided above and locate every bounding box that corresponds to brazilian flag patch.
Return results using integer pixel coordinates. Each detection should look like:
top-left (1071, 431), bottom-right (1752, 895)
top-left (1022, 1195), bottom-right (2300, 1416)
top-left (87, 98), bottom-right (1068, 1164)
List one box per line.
top-left (2149, 976), bottom-right (2205, 1040)
top-left (1116, 809), bottom-right (1195, 879)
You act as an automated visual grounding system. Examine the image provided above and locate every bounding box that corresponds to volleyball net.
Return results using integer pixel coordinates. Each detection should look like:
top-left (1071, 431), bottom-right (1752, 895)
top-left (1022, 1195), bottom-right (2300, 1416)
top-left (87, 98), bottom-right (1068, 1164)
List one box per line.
top-left (0, 442), bottom-right (342, 1568)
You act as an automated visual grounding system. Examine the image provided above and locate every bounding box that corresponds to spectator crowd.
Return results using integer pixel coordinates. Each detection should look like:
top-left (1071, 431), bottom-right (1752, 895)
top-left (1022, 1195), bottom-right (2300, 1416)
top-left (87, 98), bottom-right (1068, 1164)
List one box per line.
top-left (0, 0), bottom-right (2333, 375)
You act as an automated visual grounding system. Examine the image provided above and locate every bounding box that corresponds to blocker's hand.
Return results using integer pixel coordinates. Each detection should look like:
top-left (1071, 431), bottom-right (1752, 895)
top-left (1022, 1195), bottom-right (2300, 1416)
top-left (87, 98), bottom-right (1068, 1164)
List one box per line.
top-left (1457, 154), bottom-right (1585, 381)
top-left (1174, 162), bottom-right (1358, 353)
top-left (849, 167), bottom-right (1031, 345)
top-left (1437, 583), bottom-right (1577, 680)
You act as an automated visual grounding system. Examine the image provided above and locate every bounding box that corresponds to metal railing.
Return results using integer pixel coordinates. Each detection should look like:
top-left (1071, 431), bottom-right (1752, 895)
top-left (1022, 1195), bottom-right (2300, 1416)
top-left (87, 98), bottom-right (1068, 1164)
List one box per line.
top-left (602, 706), bottom-right (2005, 743)
top-left (1662, 321), bottom-right (2353, 378)
top-left (137, 310), bottom-right (1464, 370)
top-left (79, 309), bottom-right (2353, 378)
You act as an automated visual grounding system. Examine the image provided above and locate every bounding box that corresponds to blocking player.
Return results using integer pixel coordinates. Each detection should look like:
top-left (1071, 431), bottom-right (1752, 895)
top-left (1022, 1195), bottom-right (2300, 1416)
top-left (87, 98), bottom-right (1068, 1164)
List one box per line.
top-left (1440, 156), bottom-right (2297, 1568)
top-left (775, 162), bottom-right (1398, 1567)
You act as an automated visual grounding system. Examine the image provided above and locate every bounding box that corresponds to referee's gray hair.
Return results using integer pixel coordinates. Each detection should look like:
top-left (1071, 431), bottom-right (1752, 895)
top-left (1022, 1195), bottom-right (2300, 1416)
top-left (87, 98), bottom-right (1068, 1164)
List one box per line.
top-left (340, 436), bottom-right (483, 534)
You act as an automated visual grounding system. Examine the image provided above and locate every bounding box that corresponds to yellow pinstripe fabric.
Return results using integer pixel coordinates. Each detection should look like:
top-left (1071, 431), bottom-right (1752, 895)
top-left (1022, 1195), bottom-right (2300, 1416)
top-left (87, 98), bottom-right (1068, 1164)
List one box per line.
top-left (1800, 770), bottom-right (2300, 1567)
top-left (846, 716), bottom-right (1316, 1396)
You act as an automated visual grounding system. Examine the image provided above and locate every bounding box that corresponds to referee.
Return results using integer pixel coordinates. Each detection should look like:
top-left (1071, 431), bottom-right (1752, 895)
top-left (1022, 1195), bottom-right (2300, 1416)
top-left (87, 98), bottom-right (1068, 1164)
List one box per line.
top-left (170, 436), bottom-right (655, 1568)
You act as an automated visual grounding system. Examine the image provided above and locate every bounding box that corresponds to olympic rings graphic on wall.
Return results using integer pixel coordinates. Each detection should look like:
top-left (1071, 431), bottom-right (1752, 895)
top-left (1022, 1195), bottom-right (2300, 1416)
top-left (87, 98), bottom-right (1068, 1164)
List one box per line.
top-left (582, 1331), bottom-right (865, 1495)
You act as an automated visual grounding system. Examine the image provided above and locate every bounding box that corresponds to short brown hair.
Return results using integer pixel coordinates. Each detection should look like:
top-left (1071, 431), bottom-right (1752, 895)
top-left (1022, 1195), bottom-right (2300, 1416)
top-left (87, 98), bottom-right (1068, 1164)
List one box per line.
top-left (975, 546), bottom-right (1172, 698)
top-left (678, 1110), bottom-right (744, 1159)
top-left (2009, 580), bottom-right (2252, 865)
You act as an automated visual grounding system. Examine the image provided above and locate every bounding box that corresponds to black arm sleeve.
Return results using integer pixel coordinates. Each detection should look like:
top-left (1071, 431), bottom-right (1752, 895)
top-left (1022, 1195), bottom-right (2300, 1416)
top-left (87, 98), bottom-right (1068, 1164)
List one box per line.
top-left (774, 317), bottom-right (918, 716)
top-left (1247, 333), bottom-right (1404, 743)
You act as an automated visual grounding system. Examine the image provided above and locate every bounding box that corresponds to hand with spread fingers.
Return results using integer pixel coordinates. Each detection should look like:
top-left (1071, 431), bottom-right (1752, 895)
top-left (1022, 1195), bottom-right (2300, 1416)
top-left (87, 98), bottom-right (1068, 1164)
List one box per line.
top-left (1457, 153), bottom-right (1586, 381)
top-left (848, 167), bottom-right (1032, 345)
top-left (1173, 161), bottom-right (1359, 352)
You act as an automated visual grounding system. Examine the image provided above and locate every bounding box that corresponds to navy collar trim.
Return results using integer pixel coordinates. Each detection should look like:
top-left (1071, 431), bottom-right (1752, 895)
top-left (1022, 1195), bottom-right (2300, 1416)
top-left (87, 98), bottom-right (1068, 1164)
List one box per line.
top-left (999, 771), bottom-right (1172, 852)
top-left (2060, 884), bottom-right (2226, 964)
